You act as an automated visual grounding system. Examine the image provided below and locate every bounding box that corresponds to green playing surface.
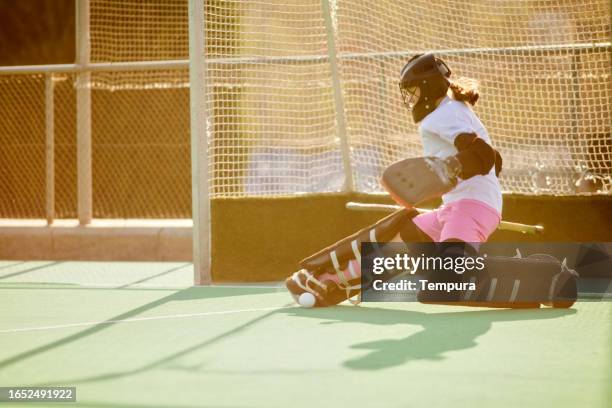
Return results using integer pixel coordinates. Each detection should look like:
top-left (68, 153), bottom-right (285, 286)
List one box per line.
top-left (0, 261), bottom-right (610, 408)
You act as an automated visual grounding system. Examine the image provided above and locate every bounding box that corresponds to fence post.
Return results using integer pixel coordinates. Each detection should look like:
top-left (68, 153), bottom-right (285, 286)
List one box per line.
top-left (76, 0), bottom-right (92, 224)
top-left (45, 74), bottom-right (54, 225)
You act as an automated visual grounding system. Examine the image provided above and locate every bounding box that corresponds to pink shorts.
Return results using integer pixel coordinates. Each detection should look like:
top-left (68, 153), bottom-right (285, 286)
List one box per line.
top-left (412, 199), bottom-right (501, 243)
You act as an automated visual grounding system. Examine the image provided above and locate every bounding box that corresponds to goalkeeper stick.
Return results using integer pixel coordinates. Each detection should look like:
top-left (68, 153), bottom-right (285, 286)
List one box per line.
top-left (346, 202), bottom-right (544, 235)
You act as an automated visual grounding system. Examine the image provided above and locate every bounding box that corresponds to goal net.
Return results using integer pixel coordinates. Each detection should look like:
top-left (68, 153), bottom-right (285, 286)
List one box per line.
top-left (194, 0), bottom-right (612, 197)
top-left (199, 0), bottom-right (611, 197)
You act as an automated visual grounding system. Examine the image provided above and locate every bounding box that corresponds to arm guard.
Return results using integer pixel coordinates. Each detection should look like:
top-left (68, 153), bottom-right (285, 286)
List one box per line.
top-left (454, 133), bottom-right (502, 178)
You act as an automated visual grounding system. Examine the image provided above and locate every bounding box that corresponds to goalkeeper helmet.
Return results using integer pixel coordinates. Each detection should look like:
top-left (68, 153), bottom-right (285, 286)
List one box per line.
top-left (399, 53), bottom-right (451, 123)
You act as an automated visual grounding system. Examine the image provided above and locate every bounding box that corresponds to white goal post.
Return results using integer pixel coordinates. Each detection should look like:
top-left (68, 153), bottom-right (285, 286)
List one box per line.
top-left (189, 0), bottom-right (211, 285)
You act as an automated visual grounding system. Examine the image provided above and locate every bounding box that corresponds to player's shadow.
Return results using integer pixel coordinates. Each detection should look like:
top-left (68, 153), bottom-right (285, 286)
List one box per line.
top-left (285, 305), bottom-right (576, 370)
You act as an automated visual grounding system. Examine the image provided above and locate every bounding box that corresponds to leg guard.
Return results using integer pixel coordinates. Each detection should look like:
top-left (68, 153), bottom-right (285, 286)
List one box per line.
top-left (286, 208), bottom-right (425, 307)
top-left (419, 251), bottom-right (578, 309)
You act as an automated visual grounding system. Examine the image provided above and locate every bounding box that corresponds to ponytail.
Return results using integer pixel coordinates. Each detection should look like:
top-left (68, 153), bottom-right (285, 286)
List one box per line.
top-left (449, 82), bottom-right (479, 106)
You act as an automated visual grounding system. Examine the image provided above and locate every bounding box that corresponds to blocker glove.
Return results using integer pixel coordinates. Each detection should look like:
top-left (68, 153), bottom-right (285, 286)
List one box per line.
top-left (381, 134), bottom-right (503, 208)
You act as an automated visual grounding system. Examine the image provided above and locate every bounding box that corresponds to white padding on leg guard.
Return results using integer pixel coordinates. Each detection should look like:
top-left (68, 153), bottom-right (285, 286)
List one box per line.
top-left (548, 273), bottom-right (560, 303)
top-left (369, 229), bottom-right (382, 253)
top-left (330, 250), bottom-right (349, 287)
top-left (292, 269), bottom-right (326, 295)
top-left (348, 261), bottom-right (359, 279)
top-left (509, 279), bottom-right (521, 302)
top-left (486, 278), bottom-right (498, 301)
top-left (463, 276), bottom-right (477, 300)
top-left (351, 240), bottom-right (361, 266)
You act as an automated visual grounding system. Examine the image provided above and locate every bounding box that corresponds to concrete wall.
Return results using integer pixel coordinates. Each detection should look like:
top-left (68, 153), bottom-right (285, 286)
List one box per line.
top-left (0, 219), bottom-right (192, 261)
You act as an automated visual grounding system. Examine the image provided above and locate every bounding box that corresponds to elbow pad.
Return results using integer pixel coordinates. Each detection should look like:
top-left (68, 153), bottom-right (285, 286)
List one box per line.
top-left (453, 133), bottom-right (497, 179)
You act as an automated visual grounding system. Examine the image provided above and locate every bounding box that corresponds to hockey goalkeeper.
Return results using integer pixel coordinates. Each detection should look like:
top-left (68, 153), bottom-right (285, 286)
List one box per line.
top-left (285, 54), bottom-right (577, 308)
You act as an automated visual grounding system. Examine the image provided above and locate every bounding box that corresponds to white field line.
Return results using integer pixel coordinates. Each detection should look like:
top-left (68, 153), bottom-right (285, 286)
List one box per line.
top-left (62, 283), bottom-right (286, 289)
top-left (211, 284), bottom-right (285, 289)
top-left (0, 305), bottom-right (296, 334)
top-left (579, 292), bottom-right (612, 299)
top-left (0, 283), bottom-right (285, 290)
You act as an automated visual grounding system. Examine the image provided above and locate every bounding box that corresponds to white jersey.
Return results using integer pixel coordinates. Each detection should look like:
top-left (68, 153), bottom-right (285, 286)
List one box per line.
top-left (419, 96), bottom-right (503, 214)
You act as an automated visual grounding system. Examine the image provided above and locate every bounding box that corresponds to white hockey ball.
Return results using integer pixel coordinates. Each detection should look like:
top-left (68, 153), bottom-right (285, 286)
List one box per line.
top-left (298, 292), bottom-right (316, 308)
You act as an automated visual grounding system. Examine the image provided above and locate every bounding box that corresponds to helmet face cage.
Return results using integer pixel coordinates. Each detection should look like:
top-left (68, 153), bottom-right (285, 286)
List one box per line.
top-left (399, 82), bottom-right (420, 110)
top-left (436, 58), bottom-right (451, 78)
